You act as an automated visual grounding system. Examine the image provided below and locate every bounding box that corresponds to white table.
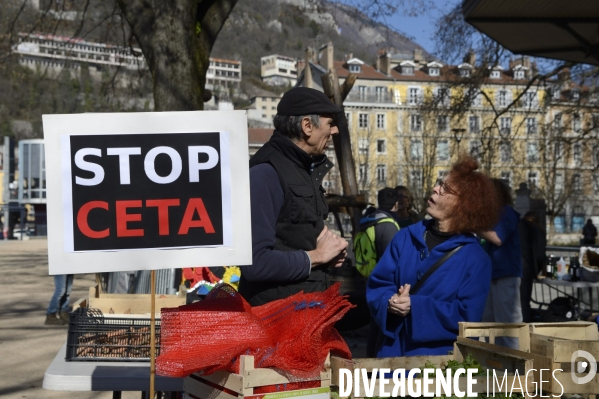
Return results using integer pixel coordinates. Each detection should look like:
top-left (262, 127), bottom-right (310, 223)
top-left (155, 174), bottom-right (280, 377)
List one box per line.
top-left (43, 342), bottom-right (183, 399)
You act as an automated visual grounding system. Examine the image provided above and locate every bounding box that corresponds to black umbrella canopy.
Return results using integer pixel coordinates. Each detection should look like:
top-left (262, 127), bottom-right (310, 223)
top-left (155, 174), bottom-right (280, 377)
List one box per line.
top-left (463, 0), bottom-right (599, 66)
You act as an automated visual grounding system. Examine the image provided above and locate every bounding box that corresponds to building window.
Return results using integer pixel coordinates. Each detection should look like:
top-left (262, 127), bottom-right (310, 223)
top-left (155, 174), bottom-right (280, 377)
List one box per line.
top-left (469, 115), bottom-right (480, 133)
top-left (349, 64), bottom-right (361, 73)
top-left (555, 173), bottom-right (564, 194)
top-left (526, 118), bottom-right (537, 134)
top-left (436, 88), bottom-right (450, 106)
top-left (411, 140), bottom-right (423, 160)
top-left (358, 138), bottom-right (369, 155)
top-left (497, 90), bottom-right (509, 107)
top-left (553, 112), bottom-right (562, 130)
top-left (376, 139), bottom-right (386, 154)
top-left (571, 89), bottom-right (580, 101)
top-left (554, 141), bottom-right (565, 162)
top-left (402, 66), bottom-right (414, 75)
top-left (467, 89), bottom-right (482, 106)
top-left (376, 164), bottom-right (386, 182)
top-left (528, 171), bottom-right (539, 188)
top-left (408, 87), bottom-right (421, 105)
top-left (514, 69), bottom-right (525, 79)
top-left (437, 140), bottom-right (449, 161)
top-left (572, 173), bottom-right (582, 192)
top-left (527, 142), bottom-right (538, 162)
top-left (358, 86), bottom-right (367, 100)
top-left (573, 143), bottom-right (582, 163)
top-left (410, 169), bottom-right (423, 191)
top-left (437, 115), bottom-right (449, 133)
top-left (358, 164), bottom-right (367, 182)
top-left (376, 113), bottom-right (386, 129)
top-left (469, 140), bottom-right (481, 160)
top-left (500, 117), bottom-right (512, 134)
top-left (410, 114), bottom-right (422, 132)
top-left (459, 68), bottom-right (470, 78)
top-left (572, 113), bottom-right (582, 132)
top-left (375, 86), bottom-right (386, 101)
top-left (359, 113), bottom-right (368, 129)
top-left (500, 171), bottom-right (512, 187)
top-left (429, 67), bottom-right (440, 76)
top-left (490, 70), bottom-right (501, 79)
top-left (500, 141), bottom-right (511, 162)
top-left (523, 91), bottom-right (537, 108)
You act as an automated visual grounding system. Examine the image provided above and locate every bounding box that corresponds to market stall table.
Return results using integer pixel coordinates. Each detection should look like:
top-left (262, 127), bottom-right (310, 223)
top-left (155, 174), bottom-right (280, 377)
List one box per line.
top-left (43, 342), bottom-right (183, 399)
top-left (537, 277), bottom-right (599, 316)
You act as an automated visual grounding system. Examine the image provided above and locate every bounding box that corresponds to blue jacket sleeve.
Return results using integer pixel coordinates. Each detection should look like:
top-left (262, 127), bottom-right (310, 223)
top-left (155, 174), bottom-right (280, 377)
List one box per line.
top-left (366, 233), bottom-right (405, 338)
top-left (242, 163), bottom-right (311, 283)
top-left (406, 246), bottom-right (491, 343)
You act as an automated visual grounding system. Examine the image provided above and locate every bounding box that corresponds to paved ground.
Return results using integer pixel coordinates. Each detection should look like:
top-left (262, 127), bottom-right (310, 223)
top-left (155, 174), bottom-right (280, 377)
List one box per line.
top-left (0, 239), bottom-right (140, 399)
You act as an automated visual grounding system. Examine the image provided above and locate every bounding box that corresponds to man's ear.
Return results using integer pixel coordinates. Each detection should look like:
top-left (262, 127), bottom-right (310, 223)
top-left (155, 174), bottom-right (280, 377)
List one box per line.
top-left (301, 116), bottom-right (313, 138)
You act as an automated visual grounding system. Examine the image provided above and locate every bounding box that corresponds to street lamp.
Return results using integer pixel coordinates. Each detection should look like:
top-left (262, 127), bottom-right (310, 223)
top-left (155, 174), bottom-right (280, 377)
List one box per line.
top-left (452, 128), bottom-right (466, 155)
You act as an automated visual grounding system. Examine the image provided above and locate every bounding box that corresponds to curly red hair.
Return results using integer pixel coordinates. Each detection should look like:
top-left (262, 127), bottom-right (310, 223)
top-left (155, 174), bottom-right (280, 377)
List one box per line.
top-left (445, 155), bottom-right (501, 233)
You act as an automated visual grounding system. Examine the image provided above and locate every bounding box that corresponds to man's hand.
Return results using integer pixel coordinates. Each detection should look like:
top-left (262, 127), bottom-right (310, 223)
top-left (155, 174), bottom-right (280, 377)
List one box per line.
top-left (306, 226), bottom-right (348, 267)
top-left (388, 284), bottom-right (411, 316)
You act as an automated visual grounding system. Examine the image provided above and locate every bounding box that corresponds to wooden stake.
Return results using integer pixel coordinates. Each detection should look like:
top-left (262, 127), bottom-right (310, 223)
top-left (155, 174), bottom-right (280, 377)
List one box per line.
top-left (150, 269), bottom-right (156, 398)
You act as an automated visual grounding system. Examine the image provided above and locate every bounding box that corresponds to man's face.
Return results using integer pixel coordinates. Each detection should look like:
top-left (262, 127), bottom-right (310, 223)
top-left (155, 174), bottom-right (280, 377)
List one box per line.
top-left (303, 114), bottom-right (339, 156)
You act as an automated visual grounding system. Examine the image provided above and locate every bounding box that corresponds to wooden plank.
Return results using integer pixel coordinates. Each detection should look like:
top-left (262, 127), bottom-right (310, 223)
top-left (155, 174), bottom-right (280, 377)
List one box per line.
top-left (192, 370), bottom-right (244, 394)
top-left (530, 322), bottom-right (599, 340)
top-left (459, 322), bottom-right (530, 352)
top-left (184, 376), bottom-right (239, 399)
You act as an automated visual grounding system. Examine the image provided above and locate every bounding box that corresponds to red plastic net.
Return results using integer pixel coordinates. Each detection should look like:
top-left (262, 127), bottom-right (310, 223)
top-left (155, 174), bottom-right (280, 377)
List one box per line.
top-left (156, 283), bottom-right (353, 380)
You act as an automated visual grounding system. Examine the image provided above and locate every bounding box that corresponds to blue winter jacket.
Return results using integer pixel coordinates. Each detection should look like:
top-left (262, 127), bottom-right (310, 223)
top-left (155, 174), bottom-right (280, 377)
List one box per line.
top-left (366, 219), bottom-right (492, 358)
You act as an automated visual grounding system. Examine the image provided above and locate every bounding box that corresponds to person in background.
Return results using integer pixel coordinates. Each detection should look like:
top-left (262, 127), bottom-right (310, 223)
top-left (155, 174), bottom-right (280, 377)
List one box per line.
top-left (582, 219), bottom-right (597, 246)
top-left (479, 179), bottom-right (523, 348)
top-left (238, 87), bottom-right (348, 306)
top-left (357, 187), bottom-right (400, 357)
top-left (367, 155), bottom-right (500, 357)
top-left (45, 274), bottom-right (74, 326)
top-left (518, 212), bottom-right (546, 323)
top-left (393, 185), bottom-right (424, 228)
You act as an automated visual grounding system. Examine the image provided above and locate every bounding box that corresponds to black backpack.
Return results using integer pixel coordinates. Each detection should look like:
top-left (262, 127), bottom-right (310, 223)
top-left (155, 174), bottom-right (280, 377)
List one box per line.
top-left (542, 297), bottom-right (577, 322)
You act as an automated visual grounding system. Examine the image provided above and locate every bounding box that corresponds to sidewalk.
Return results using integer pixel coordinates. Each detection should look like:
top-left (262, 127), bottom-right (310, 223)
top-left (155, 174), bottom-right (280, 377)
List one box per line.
top-left (0, 239), bottom-right (140, 398)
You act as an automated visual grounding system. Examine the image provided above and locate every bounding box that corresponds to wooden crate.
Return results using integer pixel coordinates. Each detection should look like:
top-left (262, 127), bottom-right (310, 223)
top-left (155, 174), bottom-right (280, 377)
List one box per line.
top-left (529, 322), bottom-right (599, 394)
top-left (331, 338), bottom-right (534, 398)
top-left (184, 354), bottom-right (331, 399)
top-left (459, 322), bottom-right (531, 352)
top-left (72, 285), bottom-right (186, 314)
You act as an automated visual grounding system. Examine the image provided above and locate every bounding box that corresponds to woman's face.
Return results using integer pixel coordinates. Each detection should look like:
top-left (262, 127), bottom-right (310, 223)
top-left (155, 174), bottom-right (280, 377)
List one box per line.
top-left (426, 177), bottom-right (459, 222)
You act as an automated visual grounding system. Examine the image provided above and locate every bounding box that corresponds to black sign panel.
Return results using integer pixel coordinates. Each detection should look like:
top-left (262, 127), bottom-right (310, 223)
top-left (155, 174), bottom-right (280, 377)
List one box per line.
top-left (69, 132), bottom-right (223, 251)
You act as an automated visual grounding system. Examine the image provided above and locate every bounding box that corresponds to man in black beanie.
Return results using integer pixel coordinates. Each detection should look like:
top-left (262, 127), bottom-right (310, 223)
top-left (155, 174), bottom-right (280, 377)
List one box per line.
top-left (239, 87), bottom-right (348, 306)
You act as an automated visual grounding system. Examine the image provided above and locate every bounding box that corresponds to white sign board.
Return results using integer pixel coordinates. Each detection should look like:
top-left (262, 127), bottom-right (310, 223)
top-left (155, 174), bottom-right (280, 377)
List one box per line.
top-left (43, 110), bottom-right (252, 275)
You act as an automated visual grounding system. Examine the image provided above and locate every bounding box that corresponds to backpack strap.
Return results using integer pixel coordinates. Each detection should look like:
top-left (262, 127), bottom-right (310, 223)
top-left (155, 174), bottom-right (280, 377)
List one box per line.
top-left (411, 245), bottom-right (463, 295)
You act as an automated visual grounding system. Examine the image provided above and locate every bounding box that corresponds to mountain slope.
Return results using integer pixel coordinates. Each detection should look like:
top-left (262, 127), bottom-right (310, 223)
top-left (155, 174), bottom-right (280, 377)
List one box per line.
top-left (212, 0), bottom-right (430, 81)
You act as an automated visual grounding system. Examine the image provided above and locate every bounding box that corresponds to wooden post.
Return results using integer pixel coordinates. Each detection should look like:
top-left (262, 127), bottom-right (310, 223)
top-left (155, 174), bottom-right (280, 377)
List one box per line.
top-left (149, 269), bottom-right (156, 398)
top-left (321, 69), bottom-right (361, 233)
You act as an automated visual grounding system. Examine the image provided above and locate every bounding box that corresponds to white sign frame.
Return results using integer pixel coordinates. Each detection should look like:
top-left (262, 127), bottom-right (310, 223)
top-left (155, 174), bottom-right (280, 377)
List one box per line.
top-left (43, 110), bottom-right (252, 275)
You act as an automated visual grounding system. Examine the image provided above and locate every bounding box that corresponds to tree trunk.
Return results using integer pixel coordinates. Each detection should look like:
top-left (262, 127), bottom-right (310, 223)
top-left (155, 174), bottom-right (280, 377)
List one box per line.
top-left (116, 0), bottom-right (238, 111)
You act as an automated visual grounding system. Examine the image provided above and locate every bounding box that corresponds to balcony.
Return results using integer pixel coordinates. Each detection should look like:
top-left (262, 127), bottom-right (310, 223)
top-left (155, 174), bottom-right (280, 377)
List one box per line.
top-left (345, 92), bottom-right (394, 104)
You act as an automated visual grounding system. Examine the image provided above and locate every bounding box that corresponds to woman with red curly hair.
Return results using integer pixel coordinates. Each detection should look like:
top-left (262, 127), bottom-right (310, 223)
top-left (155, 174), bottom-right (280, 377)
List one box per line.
top-left (367, 155), bottom-right (501, 357)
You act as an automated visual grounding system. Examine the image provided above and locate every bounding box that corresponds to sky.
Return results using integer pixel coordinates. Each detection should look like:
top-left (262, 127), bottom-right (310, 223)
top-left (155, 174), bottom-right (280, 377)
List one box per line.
top-left (383, 0), bottom-right (461, 56)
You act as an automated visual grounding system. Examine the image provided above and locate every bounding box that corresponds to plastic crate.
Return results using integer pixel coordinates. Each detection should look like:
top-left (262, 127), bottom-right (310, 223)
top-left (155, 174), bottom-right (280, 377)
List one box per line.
top-left (66, 308), bottom-right (161, 362)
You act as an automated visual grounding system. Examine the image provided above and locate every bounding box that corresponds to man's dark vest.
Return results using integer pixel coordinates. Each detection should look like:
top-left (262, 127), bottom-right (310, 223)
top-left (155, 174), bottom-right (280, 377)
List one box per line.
top-left (240, 131), bottom-right (333, 305)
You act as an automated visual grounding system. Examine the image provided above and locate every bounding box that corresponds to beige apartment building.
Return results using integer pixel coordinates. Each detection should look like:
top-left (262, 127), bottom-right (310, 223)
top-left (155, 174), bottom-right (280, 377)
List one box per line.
top-left (296, 43), bottom-right (599, 233)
